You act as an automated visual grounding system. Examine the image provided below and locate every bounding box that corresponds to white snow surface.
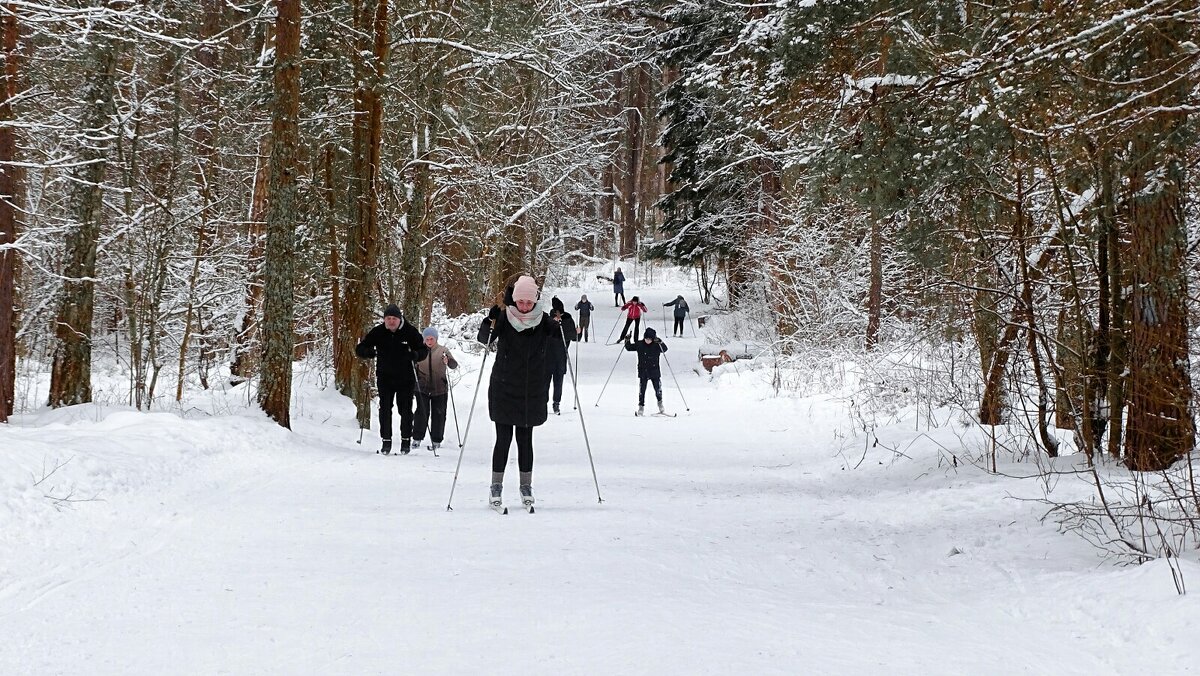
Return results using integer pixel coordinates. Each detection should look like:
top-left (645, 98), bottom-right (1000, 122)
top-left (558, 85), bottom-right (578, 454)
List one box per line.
top-left (3, 275), bottom-right (1198, 675)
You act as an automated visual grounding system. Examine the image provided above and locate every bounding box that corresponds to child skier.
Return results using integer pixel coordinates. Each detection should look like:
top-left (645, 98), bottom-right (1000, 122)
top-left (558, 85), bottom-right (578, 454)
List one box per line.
top-left (625, 326), bottom-right (668, 416)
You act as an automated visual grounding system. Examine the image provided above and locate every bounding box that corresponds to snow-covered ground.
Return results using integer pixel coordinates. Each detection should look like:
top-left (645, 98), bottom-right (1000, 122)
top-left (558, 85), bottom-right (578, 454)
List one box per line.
top-left (3, 269), bottom-right (1197, 675)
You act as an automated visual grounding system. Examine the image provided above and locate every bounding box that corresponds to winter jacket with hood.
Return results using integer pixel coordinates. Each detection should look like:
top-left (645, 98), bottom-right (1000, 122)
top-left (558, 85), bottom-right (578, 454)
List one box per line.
top-left (624, 328), bottom-right (668, 379)
top-left (664, 296), bottom-right (690, 319)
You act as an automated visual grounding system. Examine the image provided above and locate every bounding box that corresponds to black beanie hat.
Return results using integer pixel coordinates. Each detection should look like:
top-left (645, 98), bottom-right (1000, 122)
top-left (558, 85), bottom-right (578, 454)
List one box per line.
top-left (643, 327), bottom-right (656, 339)
top-left (551, 296), bottom-right (564, 312)
top-left (383, 304), bottom-right (402, 318)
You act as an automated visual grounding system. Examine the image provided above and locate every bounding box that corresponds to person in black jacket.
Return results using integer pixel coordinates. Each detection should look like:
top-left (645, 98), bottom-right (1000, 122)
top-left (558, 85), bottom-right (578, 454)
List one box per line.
top-left (574, 294), bottom-right (594, 342)
top-left (477, 275), bottom-right (563, 510)
top-left (663, 295), bottom-right (690, 336)
top-left (547, 296), bottom-right (577, 415)
top-left (355, 303), bottom-right (428, 454)
top-left (625, 326), bottom-right (668, 416)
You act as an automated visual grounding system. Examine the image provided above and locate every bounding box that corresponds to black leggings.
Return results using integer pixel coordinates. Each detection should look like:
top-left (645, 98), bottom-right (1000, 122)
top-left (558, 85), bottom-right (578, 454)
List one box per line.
top-left (620, 316), bottom-right (641, 341)
top-left (673, 317), bottom-right (685, 335)
top-left (493, 423), bottom-right (533, 473)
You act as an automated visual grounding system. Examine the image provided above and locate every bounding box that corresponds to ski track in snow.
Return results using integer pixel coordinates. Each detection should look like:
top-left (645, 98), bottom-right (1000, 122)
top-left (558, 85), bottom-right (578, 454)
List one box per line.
top-left (2, 277), bottom-right (1197, 675)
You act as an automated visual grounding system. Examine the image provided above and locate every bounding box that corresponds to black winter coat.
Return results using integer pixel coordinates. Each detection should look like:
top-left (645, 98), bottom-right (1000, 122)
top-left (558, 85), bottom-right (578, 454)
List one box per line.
top-left (624, 337), bottom-right (668, 379)
top-left (546, 311), bottom-right (577, 376)
top-left (477, 307), bottom-right (559, 427)
top-left (355, 321), bottom-right (428, 387)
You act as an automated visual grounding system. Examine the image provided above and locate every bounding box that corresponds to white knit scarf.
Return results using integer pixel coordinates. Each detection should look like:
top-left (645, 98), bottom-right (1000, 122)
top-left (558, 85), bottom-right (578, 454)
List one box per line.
top-left (506, 298), bottom-right (547, 332)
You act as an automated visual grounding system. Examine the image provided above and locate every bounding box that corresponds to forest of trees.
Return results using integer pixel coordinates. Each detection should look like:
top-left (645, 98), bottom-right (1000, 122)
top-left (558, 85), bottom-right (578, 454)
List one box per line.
top-left (0, 0), bottom-right (1197, 492)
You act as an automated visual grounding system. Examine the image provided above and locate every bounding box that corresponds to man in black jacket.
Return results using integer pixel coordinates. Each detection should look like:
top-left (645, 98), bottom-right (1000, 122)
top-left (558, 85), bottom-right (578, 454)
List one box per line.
top-left (355, 304), bottom-right (428, 454)
top-left (625, 327), bottom-right (668, 416)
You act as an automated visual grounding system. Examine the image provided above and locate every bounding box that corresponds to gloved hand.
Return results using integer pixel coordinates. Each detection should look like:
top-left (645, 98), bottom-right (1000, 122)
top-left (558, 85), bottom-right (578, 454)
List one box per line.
top-left (487, 305), bottom-right (503, 323)
top-left (411, 351), bottom-right (423, 363)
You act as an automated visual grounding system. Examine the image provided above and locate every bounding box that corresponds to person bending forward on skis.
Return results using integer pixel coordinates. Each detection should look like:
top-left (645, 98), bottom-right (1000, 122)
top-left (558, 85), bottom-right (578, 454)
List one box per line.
top-left (477, 274), bottom-right (562, 511)
top-left (618, 296), bottom-right (649, 342)
top-left (625, 326), bottom-right (668, 416)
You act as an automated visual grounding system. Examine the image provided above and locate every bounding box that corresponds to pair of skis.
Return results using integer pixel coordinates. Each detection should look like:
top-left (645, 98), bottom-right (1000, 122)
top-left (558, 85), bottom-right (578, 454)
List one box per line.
top-left (491, 500), bottom-right (535, 515)
top-left (635, 410), bottom-right (676, 417)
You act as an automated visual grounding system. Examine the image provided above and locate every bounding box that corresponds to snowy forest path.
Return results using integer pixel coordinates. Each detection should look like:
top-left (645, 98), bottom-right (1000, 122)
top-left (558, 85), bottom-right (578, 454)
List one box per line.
top-left (1, 282), bottom-right (1190, 673)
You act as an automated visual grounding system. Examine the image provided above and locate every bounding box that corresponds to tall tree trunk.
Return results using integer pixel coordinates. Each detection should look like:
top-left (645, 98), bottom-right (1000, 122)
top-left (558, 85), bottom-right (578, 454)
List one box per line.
top-left (336, 0), bottom-right (388, 430)
top-left (1123, 22), bottom-right (1193, 470)
top-left (0, 5), bottom-right (18, 422)
top-left (257, 0), bottom-right (302, 428)
top-left (49, 17), bottom-right (118, 408)
top-left (619, 64), bottom-right (644, 259)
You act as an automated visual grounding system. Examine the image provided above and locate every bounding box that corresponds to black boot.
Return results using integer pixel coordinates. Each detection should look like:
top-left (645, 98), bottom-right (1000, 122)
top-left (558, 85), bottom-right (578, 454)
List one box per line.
top-left (379, 439), bottom-right (392, 455)
top-left (400, 438), bottom-right (412, 455)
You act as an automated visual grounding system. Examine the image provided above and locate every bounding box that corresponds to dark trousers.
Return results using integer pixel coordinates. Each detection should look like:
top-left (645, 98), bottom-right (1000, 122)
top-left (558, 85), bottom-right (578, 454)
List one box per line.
top-left (578, 315), bottom-right (591, 342)
top-left (493, 423), bottom-right (533, 473)
top-left (378, 381), bottom-right (414, 440)
top-left (638, 377), bottom-right (663, 406)
top-left (619, 316), bottom-right (641, 342)
top-left (673, 317), bottom-right (685, 336)
top-left (614, 291), bottom-right (625, 306)
top-left (551, 370), bottom-right (565, 405)
top-left (413, 392), bottom-right (448, 443)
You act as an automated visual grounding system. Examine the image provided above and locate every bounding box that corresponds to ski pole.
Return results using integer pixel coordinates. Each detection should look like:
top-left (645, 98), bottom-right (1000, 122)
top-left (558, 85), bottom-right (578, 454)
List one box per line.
top-left (572, 335), bottom-right (580, 410)
top-left (660, 343), bottom-right (690, 412)
top-left (595, 342), bottom-right (626, 406)
top-left (562, 324), bottom-right (603, 503)
top-left (604, 308), bottom-right (626, 345)
top-left (447, 369), bottom-right (463, 450)
top-left (447, 328), bottom-right (495, 511)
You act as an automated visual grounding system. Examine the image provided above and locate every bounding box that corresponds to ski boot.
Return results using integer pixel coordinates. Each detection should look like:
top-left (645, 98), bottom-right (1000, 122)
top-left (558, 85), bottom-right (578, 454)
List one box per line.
top-left (399, 438), bottom-right (412, 455)
top-left (553, 402), bottom-right (561, 415)
top-left (658, 401), bottom-right (666, 415)
top-left (490, 483), bottom-right (506, 514)
top-left (379, 439), bottom-right (392, 455)
top-left (428, 441), bottom-right (440, 453)
top-left (520, 484), bottom-right (534, 508)
top-left (636, 405), bottom-right (644, 417)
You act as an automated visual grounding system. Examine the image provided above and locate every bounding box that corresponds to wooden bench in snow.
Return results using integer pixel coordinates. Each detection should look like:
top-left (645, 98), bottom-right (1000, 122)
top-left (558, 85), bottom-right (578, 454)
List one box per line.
top-left (699, 349), bottom-right (734, 372)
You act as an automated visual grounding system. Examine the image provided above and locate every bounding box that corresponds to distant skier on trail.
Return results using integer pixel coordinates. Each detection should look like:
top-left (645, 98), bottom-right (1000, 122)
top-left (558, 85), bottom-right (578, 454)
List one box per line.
top-left (477, 274), bottom-right (563, 513)
top-left (663, 295), bottom-right (690, 337)
top-left (618, 296), bottom-right (648, 342)
top-left (547, 296), bottom-right (577, 415)
top-left (574, 294), bottom-right (594, 342)
top-left (625, 327), bottom-right (668, 416)
top-left (613, 266), bottom-right (626, 307)
top-left (355, 304), bottom-right (428, 455)
top-left (412, 326), bottom-right (458, 454)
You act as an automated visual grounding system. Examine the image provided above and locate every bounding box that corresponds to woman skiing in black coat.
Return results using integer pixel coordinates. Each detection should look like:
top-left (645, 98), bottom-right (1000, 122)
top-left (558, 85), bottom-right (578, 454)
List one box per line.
top-left (476, 274), bottom-right (563, 511)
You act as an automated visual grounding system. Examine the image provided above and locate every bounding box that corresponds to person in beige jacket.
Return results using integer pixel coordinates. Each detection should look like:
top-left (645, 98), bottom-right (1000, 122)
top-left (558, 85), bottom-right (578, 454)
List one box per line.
top-left (412, 326), bottom-right (459, 452)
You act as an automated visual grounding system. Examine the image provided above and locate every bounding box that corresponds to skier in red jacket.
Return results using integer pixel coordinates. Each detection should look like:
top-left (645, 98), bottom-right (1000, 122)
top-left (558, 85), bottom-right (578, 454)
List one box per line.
top-left (618, 296), bottom-right (649, 342)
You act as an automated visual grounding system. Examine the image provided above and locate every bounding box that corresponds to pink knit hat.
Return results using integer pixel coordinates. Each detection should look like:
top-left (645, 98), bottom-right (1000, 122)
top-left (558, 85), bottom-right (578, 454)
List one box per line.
top-left (512, 275), bottom-right (539, 303)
